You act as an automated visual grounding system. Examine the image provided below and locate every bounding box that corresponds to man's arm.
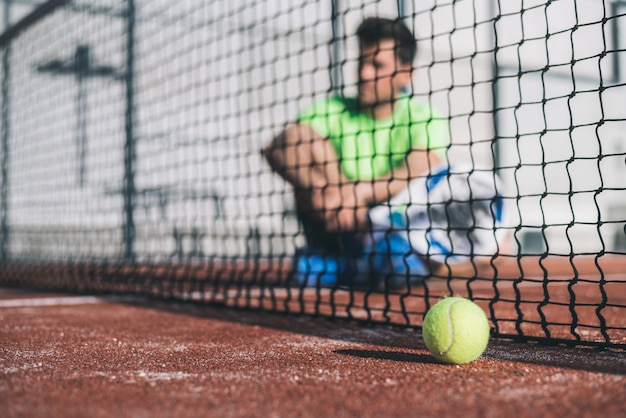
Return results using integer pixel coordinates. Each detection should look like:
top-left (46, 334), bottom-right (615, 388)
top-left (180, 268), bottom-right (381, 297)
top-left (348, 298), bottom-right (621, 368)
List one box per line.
top-left (263, 123), bottom-right (365, 232)
top-left (263, 123), bottom-right (445, 232)
top-left (354, 147), bottom-right (442, 206)
top-left (263, 123), bottom-right (345, 191)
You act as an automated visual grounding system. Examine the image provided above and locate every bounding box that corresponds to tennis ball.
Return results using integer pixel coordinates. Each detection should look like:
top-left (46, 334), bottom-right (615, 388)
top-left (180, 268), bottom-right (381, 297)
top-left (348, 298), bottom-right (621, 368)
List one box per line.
top-left (422, 296), bottom-right (490, 364)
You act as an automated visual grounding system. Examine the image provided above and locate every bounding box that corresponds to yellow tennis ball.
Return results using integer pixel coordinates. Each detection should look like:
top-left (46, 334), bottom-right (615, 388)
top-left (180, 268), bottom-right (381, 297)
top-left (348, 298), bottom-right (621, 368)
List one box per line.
top-left (422, 296), bottom-right (490, 364)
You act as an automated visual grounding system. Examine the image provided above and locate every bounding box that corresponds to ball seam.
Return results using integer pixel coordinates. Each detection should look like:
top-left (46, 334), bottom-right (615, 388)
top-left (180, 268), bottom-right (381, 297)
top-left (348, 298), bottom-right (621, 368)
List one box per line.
top-left (440, 299), bottom-right (461, 356)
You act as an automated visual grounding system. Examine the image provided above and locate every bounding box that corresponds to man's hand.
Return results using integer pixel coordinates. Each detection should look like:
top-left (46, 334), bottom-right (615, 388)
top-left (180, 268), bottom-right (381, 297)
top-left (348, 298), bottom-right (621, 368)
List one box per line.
top-left (307, 183), bottom-right (370, 233)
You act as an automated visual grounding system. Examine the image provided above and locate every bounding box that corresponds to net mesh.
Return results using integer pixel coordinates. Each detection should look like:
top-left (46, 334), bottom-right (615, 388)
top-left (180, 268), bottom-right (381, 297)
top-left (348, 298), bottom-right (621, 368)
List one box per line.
top-left (0, 0), bottom-right (624, 348)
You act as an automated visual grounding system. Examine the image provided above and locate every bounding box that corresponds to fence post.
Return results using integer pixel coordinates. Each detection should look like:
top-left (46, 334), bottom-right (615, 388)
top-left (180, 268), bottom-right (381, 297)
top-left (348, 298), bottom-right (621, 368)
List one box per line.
top-left (123, 0), bottom-right (136, 261)
top-left (330, 0), bottom-right (342, 93)
top-left (0, 0), bottom-right (10, 262)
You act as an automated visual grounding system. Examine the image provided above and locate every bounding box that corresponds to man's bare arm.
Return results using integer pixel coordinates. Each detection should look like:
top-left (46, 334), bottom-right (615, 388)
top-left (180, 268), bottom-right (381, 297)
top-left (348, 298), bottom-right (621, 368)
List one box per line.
top-left (263, 123), bottom-right (366, 231)
top-left (263, 123), bottom-right (350, 188)
top-left (355, 148), bottom-right (442, 206)
top-left (263, 125), bottom-right (445, 232)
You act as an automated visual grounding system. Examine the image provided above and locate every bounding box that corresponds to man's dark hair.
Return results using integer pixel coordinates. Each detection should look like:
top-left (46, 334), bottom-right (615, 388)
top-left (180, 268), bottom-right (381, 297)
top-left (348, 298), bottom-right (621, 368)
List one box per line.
top-left (356, 17), bottom-right (416, 65)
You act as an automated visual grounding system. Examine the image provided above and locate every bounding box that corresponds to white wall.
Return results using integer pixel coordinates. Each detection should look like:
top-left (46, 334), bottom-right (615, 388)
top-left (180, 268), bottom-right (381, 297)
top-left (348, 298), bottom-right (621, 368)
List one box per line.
top-left (3, 0), bottom-right (624, 259)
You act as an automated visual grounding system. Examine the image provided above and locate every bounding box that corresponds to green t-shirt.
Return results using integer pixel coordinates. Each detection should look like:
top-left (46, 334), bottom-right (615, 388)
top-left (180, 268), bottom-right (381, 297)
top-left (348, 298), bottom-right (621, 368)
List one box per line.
top-left (298, 96), bottom-right (449, 180)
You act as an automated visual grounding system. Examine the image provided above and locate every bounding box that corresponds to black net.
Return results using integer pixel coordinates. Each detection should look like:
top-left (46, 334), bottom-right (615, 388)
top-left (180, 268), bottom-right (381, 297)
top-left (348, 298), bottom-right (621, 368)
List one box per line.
top-left (0, 0), bottom-right (624, 348)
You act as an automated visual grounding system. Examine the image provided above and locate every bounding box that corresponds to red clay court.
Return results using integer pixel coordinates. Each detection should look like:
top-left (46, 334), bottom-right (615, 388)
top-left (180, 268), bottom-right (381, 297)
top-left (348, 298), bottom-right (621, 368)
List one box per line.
top-left (2, 254), bottom-right (625, 418)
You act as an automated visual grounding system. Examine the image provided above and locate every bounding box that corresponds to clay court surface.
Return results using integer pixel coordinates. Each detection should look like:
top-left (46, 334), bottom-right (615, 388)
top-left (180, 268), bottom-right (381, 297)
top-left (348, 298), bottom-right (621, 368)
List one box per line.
top-left (1, 284), bottom-right (625, 418)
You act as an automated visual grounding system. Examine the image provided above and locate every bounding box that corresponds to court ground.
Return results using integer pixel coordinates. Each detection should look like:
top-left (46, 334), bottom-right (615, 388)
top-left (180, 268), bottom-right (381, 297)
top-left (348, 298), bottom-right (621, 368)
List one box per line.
top-left (1, 286), bottom-right (625, 418)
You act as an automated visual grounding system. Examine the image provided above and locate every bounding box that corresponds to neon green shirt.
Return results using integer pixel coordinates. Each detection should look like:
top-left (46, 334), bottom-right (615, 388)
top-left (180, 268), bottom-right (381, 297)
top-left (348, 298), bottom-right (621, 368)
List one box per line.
top-left (298, 96), bottom-right (449, 181)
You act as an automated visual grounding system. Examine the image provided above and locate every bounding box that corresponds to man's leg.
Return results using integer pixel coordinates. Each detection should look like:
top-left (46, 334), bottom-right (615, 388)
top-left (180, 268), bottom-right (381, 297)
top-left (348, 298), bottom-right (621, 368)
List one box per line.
top-left (367, 165), bottom-right (508, 286)
top-left (290, 212), bottom-right (371, 288)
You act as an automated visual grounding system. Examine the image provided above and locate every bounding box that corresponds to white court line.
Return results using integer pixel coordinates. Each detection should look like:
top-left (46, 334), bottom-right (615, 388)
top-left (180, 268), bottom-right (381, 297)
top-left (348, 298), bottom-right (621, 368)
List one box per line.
top-left (0, 294), bottom-right (145, 308)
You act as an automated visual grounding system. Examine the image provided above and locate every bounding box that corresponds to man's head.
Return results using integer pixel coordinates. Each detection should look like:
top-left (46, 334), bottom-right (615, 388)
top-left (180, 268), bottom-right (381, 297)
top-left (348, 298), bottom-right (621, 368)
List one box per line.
top-left (356, 17), bottom-right (416, 109)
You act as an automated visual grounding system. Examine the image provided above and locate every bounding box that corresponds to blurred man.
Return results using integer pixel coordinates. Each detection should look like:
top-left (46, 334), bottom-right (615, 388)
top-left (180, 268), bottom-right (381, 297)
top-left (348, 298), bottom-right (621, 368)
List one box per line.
top-left (264, 17), bottom-right (504, 289)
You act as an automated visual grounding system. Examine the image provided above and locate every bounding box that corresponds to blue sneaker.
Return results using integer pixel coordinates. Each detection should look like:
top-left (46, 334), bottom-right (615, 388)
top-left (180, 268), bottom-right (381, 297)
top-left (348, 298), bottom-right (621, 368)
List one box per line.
top-left (370, 233), bottom-right (430, 289)
top-left (289, 250), bottom-right (377, 289)
top-left (289, 251), bottom-right (347, 288)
